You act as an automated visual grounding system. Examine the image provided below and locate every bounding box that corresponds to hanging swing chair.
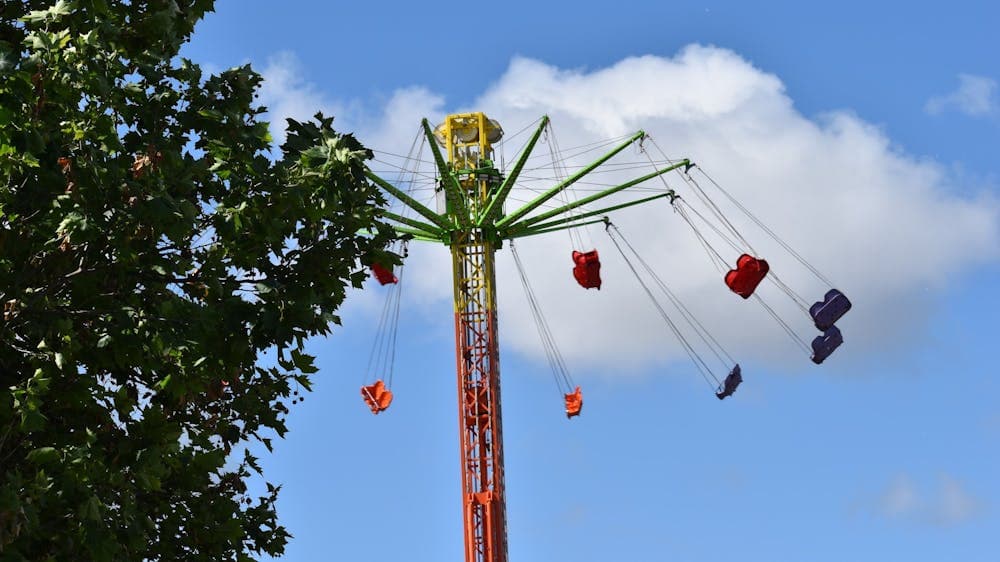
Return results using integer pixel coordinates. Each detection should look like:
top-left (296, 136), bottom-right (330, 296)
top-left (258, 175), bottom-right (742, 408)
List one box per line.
top-left (724, 254), bottom-right (769, 299)
top-left (511, 242), bottom-right (584, 419)
top-left (715, 364), bottom-right (742, 400)
top-left (361, 243), bottom-right (408, 415)
top-left (541, 120), bottom-right (604, 292)
top-left (809, 289), bottom-right (851, 331)
top-left (686, 164), bottom-right (854, 362)
top-left (564, 386), bottom-right (583, 418)
top-left (606, 221), bottom-right (743, 401)
top-left (571, 249), bottom-right (602, 290)
top-left (658, 152), bottom-right (854, 365)
top-left (810, 325), bottom-right (843, 365)
top-left (371, 263), bottom-right (398, 285)
top-left (361, 380), bottom-right (394, 414)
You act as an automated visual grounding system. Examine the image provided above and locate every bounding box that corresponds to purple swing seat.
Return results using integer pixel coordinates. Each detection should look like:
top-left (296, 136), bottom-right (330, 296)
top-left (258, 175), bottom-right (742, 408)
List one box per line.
top-left (809, 289), bottom-right (851, 331)
top-left (811, 326), bottom-right (843, 365)
top-left (716, 364), bottom-right (743, 400)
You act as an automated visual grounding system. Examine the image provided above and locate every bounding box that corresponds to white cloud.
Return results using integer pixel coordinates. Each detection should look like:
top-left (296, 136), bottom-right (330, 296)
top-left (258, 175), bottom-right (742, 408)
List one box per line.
top-left (925, 73), bottom-right (998, 117)
top-left (259, 46), bottom-right (1000, 378)
top-left (937, 475), bottom-right (983, 525)
top-left (881, 473), bottom-right (920, 517)
top-left (257, 51), bottom-right (350, 145)
top-left (876, 473), bottom-right (985, 526)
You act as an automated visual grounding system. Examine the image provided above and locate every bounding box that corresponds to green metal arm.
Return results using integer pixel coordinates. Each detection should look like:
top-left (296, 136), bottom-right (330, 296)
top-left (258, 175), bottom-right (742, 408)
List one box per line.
top-left (357, 225), bottom-right (438, 243)
top-left (382, 210), bottom-right (444, 237)
top-left (494, 130), bottom-right (646, 230)
top-left (509, 192), bottom-right (675, 237)
top-left (389, 224), bottom-right (443, 243)
top-left (504, 159), bottom-right (689, 233)
top-left (507, 217), bottom-right (610, 239)
top-left (366, 170), bottom-right (449, 230)
top-left (477, 115), bottom-right (549, 227)
top-left (421, 118), bottom-right (467, 224)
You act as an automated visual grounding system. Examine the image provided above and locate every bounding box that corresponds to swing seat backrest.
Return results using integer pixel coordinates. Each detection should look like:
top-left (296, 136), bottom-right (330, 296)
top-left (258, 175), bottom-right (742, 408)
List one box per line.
top-left (564, 386), bottom-right (583, 418)
top-left (572, 250), bottom-right (602, 290)
top-left (371, 263), bottom-right (398, 285)
top-left (724, 254), bottom-right (769, 299)
top-left (810, 326), bottom-right (843, 365)
top-left (361, 380), bottom-right (394, 414)
top-left (716, 364), bottom-right (742, 400)
top-left (809, 289), bottom-right (851, 331)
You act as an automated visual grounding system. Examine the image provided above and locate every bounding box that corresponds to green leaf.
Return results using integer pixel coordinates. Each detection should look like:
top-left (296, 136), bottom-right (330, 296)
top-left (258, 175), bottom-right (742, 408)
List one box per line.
top-left (155, 374), bottom-right (172, 391)
top-left (56, 212), bottom-right (88, 236)
top-left (79, 496), bottom-right (102, 522)
top-left (290, 349), bottom-right (317, 374)
top-left (198, 108), bottom-right (224, 121)
top-left (26, 447), bottom-right (60, 465)
top-left (19, 408), bottom-right (46, 432)
top-left (55, 30), bottom-right (72, 50)
top-left (22, 0), bottom-right (75, 23)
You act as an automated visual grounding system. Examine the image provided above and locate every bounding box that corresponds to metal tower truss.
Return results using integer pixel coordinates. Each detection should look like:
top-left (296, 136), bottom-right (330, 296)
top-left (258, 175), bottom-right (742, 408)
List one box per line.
top-left (365, 112), bottom-right (690, 562)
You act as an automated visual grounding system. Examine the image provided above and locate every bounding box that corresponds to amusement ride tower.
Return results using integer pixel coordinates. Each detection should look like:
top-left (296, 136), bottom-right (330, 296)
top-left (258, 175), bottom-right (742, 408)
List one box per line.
top-left (366, 112), bottom-right (688, 562)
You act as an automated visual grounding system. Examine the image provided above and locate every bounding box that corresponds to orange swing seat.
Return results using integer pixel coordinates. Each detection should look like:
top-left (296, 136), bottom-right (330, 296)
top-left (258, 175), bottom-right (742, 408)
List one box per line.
top-left (361, 379), bottom-right (394, 414)
top-left (564, 386), bottom-right (583, 419)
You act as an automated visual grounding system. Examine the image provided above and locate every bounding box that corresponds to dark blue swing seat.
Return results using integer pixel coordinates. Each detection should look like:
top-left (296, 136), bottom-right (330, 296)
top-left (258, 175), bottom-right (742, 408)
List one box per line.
top-left (811, 326), bottom-right (843, 364)
top-left (716, 364), bottom-right (742, 400)
top-left (809, 289), bottom-right (851, 331)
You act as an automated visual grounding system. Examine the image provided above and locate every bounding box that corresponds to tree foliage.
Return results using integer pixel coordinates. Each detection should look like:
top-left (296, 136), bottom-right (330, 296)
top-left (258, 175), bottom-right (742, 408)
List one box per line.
top-left (0, 1), bottom-right (396, 559)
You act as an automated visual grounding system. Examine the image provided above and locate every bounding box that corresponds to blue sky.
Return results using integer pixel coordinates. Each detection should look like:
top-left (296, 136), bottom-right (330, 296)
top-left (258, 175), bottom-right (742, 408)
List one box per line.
top-left (184, 2), bottom-right (998, 560)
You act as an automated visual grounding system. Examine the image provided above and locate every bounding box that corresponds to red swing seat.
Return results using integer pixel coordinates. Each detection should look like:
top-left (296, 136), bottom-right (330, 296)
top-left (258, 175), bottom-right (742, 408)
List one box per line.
top-left (572, 250), bottom-right (602, 290)
top-left (371, 263), bottom-right (398, 285)
top-left (724, 254), bottom-right (769, 298)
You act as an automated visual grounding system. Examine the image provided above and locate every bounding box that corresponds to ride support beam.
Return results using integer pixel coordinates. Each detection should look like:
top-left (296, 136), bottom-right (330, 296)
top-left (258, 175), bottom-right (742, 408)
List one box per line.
top-left (382, 210), bottom-right (445, 237)
top-left (451, 229), bottom-right (507, 562)
top-left (386, 225), bottom-right (442, 243)
top-left (422, 118), bottom-right (469, 224)
top-left (508, 192), bottom-right (677, 237)
top-left (494, 130), bottom-right (646, 230)
top-left (478, 115), bottom-right (549, 227)
top-left (505, 160), bottom-right (688, 234)
top-left (434, 112), bottom-right (510, 562)
top-left (506, 217), bottom-right (610, 238)
top-left (366, 170), bottom-right (451, 230)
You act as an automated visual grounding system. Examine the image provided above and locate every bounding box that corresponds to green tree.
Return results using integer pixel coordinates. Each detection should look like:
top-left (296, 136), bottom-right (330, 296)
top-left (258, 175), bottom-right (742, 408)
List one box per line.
top-left (0, 1), bottom-right (396, 559)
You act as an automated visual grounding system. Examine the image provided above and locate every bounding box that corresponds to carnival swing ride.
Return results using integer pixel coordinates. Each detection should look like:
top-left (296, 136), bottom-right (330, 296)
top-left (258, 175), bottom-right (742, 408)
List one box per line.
top-left (358, 112), bottom-right (852, 562)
